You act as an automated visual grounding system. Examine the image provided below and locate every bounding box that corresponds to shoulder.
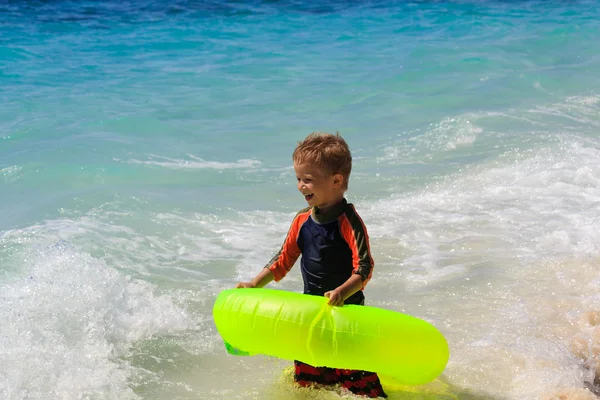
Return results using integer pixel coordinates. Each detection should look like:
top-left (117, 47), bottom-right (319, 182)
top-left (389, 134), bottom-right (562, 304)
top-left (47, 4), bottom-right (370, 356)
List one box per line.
top-left (341, 203), bottom-right (369, 231)
top-left (343, 202), bottom-right (362, 219)
top-left (295, 206), bottom-right (312, 216)
top-left (291, 207), bottom-right (312, 225)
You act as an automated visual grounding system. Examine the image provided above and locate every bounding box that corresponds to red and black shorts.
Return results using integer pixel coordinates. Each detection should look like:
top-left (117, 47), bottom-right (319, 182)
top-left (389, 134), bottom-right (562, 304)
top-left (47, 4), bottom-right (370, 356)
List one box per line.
top-left (294, 360), bottom-right (387, 398)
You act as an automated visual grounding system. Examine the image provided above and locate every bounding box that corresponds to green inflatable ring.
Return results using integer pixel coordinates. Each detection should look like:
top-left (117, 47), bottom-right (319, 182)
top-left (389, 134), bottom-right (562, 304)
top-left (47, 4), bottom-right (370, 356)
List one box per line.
top-left (213, 288), bottom-right (449, 385)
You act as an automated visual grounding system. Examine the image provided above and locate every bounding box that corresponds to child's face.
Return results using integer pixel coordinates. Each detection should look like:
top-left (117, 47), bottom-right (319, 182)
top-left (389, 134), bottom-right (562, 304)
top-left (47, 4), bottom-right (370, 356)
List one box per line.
top-left (294, 162), bottom-right (343, 210)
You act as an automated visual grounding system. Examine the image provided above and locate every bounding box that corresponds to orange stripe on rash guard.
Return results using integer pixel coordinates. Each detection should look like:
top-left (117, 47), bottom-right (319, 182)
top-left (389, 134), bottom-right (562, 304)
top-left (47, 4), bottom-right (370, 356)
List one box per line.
top-left (266, 209), bottom-right (311, 281)
top-left (338, 209), bottom-right (374, 289)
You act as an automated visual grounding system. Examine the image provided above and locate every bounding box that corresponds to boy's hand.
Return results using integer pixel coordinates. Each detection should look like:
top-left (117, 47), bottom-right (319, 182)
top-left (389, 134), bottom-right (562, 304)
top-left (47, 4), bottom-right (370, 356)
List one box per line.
top-left (235, 282), bottom-right (255, 288)
top-left (324, 289), bottom-right (344, 306)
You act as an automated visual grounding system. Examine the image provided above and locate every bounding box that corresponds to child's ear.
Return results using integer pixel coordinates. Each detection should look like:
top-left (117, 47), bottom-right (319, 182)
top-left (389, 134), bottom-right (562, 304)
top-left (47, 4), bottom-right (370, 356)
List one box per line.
top-left (332, 173), bottom-right (344, 188)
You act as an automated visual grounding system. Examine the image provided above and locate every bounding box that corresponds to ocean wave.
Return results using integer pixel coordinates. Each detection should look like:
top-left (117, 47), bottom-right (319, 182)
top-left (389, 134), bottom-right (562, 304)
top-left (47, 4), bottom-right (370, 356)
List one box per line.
top-left (0, 236), bottom-right (192, 400)
top-left (125, 154), bottom-right (262, 170)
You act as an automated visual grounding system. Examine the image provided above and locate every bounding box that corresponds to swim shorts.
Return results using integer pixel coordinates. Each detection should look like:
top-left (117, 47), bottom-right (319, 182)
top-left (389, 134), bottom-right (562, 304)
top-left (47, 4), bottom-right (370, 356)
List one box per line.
top-left (294, 360), bottom-right (388, 398)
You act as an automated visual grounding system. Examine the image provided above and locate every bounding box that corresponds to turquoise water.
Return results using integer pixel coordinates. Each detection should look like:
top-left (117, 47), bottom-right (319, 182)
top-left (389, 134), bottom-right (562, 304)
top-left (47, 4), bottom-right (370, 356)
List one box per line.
top-left (2, 1), bottom-right (600, 399)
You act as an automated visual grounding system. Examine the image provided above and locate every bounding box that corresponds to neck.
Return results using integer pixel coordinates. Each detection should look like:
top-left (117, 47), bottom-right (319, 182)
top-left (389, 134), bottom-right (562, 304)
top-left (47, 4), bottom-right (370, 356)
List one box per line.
top-left (313, 198), bottom-right (347, 223)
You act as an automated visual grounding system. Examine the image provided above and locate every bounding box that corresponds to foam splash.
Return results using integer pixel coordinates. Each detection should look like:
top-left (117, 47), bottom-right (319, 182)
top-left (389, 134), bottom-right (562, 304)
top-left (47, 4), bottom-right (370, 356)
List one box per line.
top-left (0, 238), bottom-right (191, 399)
top-left (365, 135), bottom-right (600, 289)
top-left (377, 115), bottom-right (484, 164)
top-left (126, 154), bottom-right (261, 170)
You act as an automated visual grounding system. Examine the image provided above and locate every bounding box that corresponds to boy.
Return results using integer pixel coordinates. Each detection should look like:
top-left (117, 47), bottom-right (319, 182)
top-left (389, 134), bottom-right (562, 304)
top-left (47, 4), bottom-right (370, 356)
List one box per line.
top-left (235, 132), bottom-right (387, 398)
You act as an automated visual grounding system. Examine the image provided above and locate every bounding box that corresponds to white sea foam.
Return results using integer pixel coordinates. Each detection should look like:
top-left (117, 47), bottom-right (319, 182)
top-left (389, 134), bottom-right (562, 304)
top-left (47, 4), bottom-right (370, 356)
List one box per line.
top-left (0, 237), bottom-right (191, 400)
top-left (126, 154), bottom-right (262, 170)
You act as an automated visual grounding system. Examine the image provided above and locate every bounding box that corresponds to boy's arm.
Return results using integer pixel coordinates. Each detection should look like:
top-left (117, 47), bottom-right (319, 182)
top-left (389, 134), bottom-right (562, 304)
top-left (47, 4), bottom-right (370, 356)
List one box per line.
top-left (234, 209), bottom-right (309, 289)
top-left (235, 268), bottom-right (274, 288)
top-left (332, 205), bottom-right (375, 305)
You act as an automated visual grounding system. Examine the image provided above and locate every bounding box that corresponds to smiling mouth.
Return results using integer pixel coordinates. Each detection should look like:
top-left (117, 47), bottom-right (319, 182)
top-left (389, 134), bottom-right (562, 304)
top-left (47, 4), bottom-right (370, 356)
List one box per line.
top-left (304, 193), bottom-right (314, 201)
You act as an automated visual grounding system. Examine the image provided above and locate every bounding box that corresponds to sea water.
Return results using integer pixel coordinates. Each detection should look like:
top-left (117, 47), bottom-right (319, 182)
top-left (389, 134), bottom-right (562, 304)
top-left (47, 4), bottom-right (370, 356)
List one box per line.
top-left (1, 1), bottom-right (600, 399)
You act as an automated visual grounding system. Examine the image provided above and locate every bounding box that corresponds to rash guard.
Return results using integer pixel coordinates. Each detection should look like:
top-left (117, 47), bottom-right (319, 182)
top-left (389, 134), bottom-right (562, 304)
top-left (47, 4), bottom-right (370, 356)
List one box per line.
top-left (265, 198), bottom-right (374, 305)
